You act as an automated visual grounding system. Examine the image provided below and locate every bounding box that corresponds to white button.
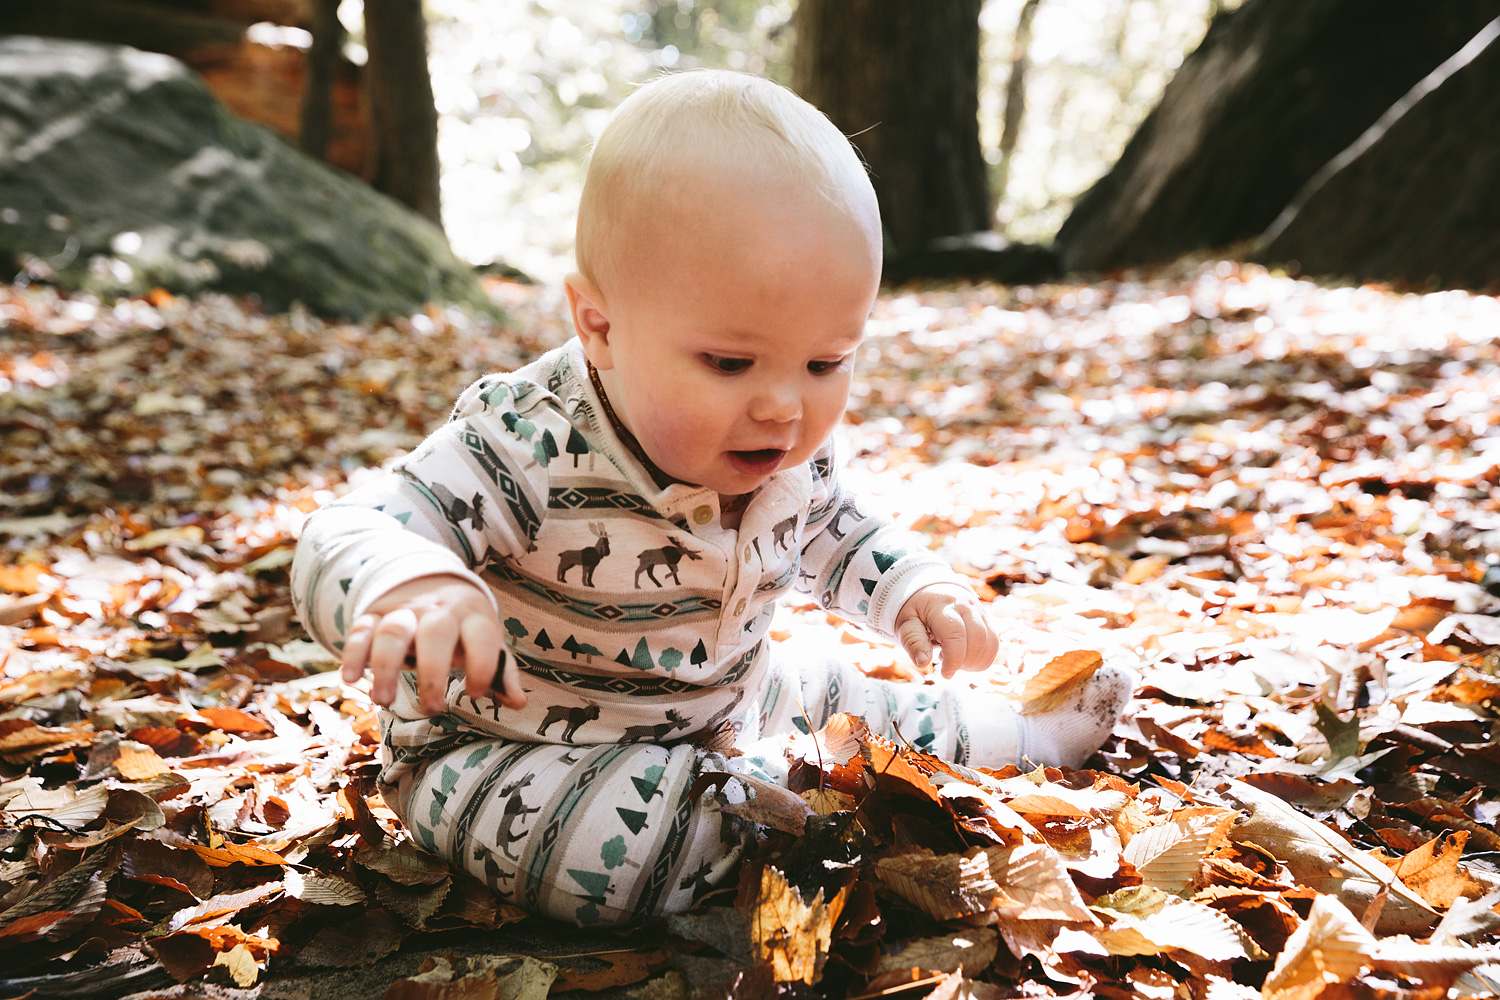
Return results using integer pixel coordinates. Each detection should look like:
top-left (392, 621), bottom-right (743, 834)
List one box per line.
top-left (734, 598), bottom-right (747, 616)
top-left (692, 505), bottom-right (713, 525)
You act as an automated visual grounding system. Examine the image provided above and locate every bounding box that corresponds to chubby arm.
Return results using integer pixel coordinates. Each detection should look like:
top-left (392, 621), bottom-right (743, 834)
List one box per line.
top-left (796, 441), bottom-right (997, 675)
top-left (291, 375), bottom-right (550, 711)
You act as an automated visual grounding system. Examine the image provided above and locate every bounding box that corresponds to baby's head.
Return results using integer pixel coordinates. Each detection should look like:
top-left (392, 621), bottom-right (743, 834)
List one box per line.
top-left (566, 70), bottom-right (883, 497)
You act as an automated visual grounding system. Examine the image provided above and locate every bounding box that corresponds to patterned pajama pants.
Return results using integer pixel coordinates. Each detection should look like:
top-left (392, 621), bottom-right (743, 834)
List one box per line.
top-left (378, 653), bottom-right (1011, 927)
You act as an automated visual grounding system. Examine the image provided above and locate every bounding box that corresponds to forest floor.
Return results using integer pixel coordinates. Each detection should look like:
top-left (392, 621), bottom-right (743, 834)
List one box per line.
top-left (2, 261), bottom-right (1500, 999)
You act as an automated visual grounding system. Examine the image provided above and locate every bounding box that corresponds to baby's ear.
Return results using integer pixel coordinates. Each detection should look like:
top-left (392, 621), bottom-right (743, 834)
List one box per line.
top-left (564, 272), bottom-right (614, 368)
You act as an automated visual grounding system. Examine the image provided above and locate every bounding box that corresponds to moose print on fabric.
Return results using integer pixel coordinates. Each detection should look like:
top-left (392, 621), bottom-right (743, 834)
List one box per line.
top-left (620, 708), bottom-right (691, 742)
top-left (770, 513), bottom-right (798, 552)
top-left (495, 773), bottom-right (542, 861)
top-left (634, 536), bottom-right (702, 587)
top-left (557, 522), bottom-right (610, 586)
top-left (428, 483), bottom-right (486, 531)
top-left (826, 496), bottom-right (862, 540)
top-left (536, 699), bottom-right (600, 742)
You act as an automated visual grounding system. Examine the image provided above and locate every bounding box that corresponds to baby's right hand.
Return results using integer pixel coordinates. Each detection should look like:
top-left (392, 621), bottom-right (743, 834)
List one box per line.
top-left (340, 575), bottom-right (526, 716)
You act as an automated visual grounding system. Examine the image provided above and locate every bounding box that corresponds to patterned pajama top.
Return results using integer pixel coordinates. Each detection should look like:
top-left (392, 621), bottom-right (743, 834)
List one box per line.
top-left (291, 339), bottom-right (958, 785)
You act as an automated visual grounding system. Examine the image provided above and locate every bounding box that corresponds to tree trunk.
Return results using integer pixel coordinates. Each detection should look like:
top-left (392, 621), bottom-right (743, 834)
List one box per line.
top-left (363, 0), bottom-right (442, 228)
top-left (1054, 0), bottom-right (1500, 274)
top-left (299, 0), bottom-right (342, 161)
top-left (1258, 17), bottom-right (1500, 292)
top-left (792, 0), bottom-right (989, 260)
top-left (995, 0), bottom-right (1042, 203)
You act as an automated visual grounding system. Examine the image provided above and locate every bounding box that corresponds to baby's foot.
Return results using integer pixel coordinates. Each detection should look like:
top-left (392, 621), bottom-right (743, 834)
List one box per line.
top-left (1014, 664), bottom-right (1136, 769)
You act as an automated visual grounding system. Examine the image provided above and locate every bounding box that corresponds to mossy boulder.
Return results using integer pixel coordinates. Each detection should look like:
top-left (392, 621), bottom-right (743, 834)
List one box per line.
top-left (0, 35), bottom-right (492, 317)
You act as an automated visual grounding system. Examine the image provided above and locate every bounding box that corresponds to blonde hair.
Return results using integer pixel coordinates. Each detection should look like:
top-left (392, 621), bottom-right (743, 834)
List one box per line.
top-left (575, 69), bottom-right (877, 286)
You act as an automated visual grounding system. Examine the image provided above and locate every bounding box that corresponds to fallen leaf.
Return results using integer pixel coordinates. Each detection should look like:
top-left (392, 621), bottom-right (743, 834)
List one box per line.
top-left (1262, 895), bottom-right (1377, 1000)
top-left (1385, 832), bottom-right (1487, 910)
top-left (1220, 779), bottom-right (1438, 934)
top-left (751, 865), bottom-right (846, 985)
top-left (875, 849), bottom-right (1010, 922)
top-left (1021, 650), bottom-right (1103, 714)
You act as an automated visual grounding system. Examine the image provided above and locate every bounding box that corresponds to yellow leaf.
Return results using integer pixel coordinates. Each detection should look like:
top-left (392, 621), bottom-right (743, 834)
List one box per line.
top-left (1262, 895), bottom-right (1376, 1000)
top-left (751, 865), bottom-right (845, 985)
top-left (212, 943), bottom-right (259, 987)
top-left (1021, 650), bottom-right (1103, 714)
top-left (801, 788), bottom-right (856, 815)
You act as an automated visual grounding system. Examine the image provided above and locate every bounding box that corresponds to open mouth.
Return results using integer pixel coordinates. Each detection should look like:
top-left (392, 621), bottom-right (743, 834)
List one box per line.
top-left (727, 449), bottom-right (787, 474)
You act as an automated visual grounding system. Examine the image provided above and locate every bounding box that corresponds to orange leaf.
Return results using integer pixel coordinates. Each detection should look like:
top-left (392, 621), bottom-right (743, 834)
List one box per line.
top-left (190, 842), bottom-right (287, 867)
top-left (195, 707), bottom-right (270, 735)
top-left (1021, 650), bottom-right (1103, 714)
top-left (0, 563), bottom-right (46, 594)
top-left (1387, 832), bottom-right (1486, 909)
top-left (116, 740), bottom-right (169, 780)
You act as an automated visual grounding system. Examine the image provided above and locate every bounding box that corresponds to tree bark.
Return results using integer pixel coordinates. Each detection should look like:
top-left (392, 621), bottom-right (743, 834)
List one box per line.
top-left (995, 0), bottom-right (1042, 203)
top-left (792, 0), bottom-right (989, 260)
top-left (298, 0), bottom-right (342, 161)
top-left (1054, 0), bottom-right (1500, 274)
top-left (363, 0), bottom-right (442, 228)
top-left (1258, 17), bottom-right (1500, 292)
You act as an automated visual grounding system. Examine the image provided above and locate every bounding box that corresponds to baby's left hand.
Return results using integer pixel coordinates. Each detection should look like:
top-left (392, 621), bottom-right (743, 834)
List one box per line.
top-left (895, 582), bottom-right (999, 678)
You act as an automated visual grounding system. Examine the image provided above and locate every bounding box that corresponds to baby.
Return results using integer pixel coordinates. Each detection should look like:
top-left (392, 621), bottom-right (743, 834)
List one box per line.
top-left (291, 70), bottom-right (1132, 926)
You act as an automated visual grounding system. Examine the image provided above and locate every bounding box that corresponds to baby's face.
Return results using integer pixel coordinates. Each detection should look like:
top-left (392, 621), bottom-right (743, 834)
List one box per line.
top-left (577, 166), bottom-right (880, 497)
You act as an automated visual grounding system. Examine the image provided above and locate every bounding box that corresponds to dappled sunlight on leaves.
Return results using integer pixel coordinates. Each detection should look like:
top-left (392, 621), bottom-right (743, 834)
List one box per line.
top-left (4, 261), bottom-right (1500, 995)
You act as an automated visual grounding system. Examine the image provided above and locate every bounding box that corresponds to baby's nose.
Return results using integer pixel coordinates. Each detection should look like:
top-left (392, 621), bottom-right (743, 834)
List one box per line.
top-left (749, 382), bottom-right (802, 423)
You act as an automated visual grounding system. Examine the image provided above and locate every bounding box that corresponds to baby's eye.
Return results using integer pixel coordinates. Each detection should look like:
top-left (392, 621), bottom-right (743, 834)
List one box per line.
top-left (703, 354), bottom-right (752, 374)
top-left (807, 356), bottom-right (849, 375)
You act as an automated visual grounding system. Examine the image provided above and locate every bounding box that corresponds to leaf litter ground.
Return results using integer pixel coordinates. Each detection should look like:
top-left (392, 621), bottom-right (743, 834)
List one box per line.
top-left (2, 261), bottom-right (1500, 1000)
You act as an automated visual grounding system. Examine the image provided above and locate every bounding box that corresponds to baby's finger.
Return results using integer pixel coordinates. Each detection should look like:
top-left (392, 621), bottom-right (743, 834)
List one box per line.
top-left (367, 607), bottom-right (418, 707)
top-left (341, 614), bottom-right (379, 683)
top-left (415, 612), bottom-right (460, 714)
top-left (460, 614), bottom-right (503, 700)
top-left (931, 606), bottom-right (969, 679)
top-left (493, 649), bottom-right (528, 710)
top-left (898, 615), bottom-right (933, 669)
top-left (949, 602), bottom-right (995, 673)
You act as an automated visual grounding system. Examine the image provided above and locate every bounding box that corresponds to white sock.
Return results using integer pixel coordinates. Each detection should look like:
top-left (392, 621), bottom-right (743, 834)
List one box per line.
top-left (965, 664), bottom-right (1136, 769)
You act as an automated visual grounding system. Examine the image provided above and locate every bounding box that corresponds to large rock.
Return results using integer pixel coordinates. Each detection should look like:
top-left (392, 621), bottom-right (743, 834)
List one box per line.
top-left (1054, 0), bottom-right (1499, 275)
top-left (0, 36), bottom-right (490, 317)
top-left (1257, 20), bottom-right (1500, 292)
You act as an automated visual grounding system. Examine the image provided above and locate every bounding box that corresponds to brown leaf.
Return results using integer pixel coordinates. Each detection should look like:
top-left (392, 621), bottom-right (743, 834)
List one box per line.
top-left (717, 772), bottom-right (816, 835)
top-left (355, 841), bottom-right (451, 886)
top-left (212, 942), bottom-right (260, 987)
top-left (983, 843), bottom-right (1096, 923)
top-left (750, 864), bottom-right (846, 984)
top-left (551, 949), bottom-right (666, 993)
top-left (1021, 650), bottom-right (1103, 714)
top-left (383, 954), bottom-right (558, 1000)
top-left (872, 928), bottom-right (999, 979)
top-left (1220, 778), bottom-right (1438, 935)
top-left (128, 726), bottom-right (204, 758)
top-left (299, 907), bottom-right (405, 968)
top-left (875, 849), bottom-right (1011, 922)
top-left (1386, 832), bottom-right (1487, 909)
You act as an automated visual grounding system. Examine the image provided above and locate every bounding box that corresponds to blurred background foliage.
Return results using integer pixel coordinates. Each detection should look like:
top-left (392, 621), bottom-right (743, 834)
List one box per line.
top-left (394, 0), bottom-right (1241, 281)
